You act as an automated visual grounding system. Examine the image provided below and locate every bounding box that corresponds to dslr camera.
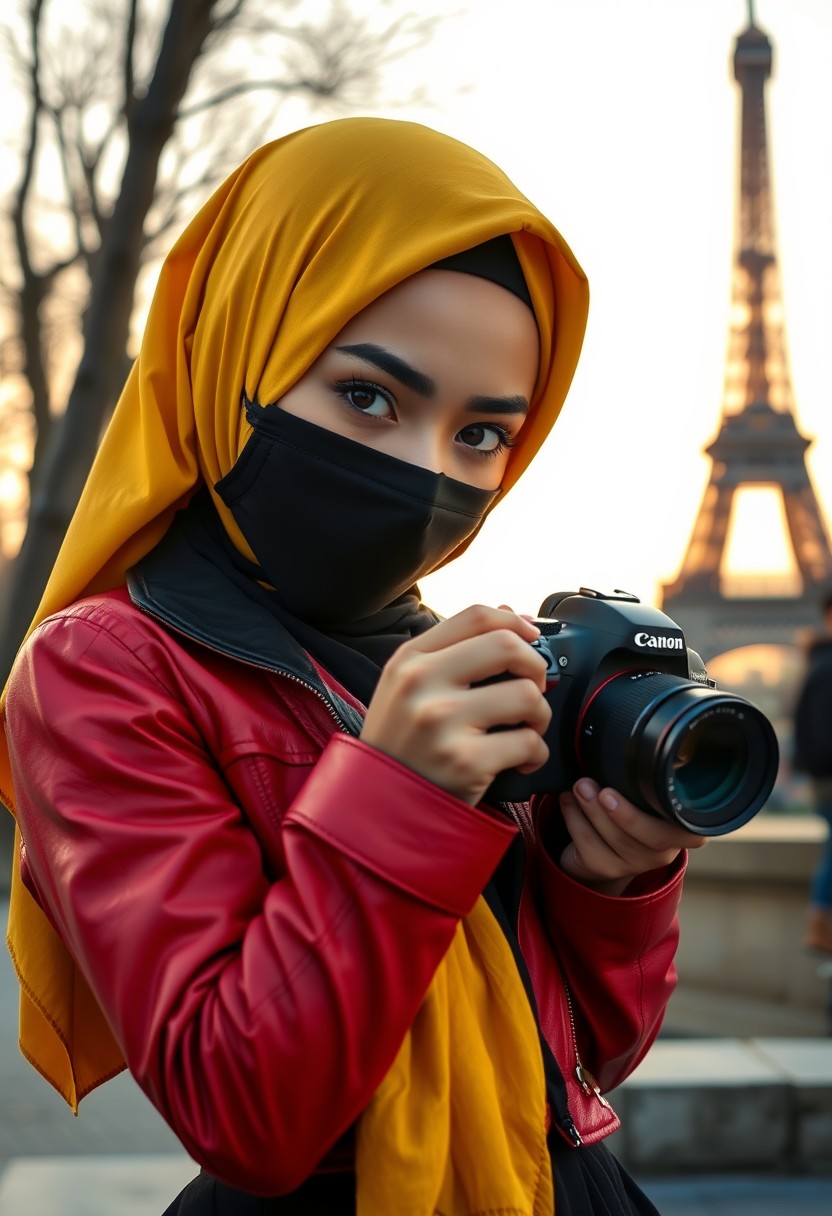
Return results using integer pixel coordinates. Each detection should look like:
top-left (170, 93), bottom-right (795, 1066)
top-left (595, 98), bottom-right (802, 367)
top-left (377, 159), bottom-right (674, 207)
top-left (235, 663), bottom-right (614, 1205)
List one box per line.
top-left (487, 587), bottom-right (779, 836)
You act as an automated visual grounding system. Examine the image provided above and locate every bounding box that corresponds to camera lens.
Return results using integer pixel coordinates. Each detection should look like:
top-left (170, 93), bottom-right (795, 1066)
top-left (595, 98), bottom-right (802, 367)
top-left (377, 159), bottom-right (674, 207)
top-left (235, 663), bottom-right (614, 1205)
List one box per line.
top-left (577, 672), bottom-right (779, 835)
top-left (671, 717), bottom-right (747, 808)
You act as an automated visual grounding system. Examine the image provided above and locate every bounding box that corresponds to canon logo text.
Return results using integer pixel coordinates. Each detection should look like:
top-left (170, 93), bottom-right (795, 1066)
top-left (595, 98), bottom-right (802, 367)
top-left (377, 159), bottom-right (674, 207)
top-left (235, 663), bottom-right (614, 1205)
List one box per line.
top-left (633, 632), bottom-right (684, 651)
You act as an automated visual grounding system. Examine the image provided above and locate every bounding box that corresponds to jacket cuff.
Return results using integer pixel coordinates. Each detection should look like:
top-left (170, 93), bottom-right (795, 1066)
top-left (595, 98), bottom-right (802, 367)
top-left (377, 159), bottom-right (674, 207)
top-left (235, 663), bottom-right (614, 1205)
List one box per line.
top-left (539, 843), bottom-right (686, 955)
top-left (283, 734), bottom-right (517, 917)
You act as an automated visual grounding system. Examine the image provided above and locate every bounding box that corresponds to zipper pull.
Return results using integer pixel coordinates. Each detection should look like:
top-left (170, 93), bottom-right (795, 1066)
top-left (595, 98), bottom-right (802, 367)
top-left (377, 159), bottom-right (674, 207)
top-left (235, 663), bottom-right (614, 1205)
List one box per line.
top-left (576, 1063), bottom-right (612, 1108)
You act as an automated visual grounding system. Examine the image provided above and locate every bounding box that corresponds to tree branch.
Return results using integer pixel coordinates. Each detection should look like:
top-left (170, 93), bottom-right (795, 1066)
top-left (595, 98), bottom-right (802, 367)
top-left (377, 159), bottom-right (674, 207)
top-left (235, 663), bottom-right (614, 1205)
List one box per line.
top-left (11, 0), bottom-right (47, 287)
top-left (207, 0), bottom-right (249, 35)
top-left (50, 103), bottom-right (90, 259)
top-left (178, 74), bottom-right (320, 117)
top-left (123, 0), bottom-right (138, 119)
top-left (7, 0), bottom-right (57, 490)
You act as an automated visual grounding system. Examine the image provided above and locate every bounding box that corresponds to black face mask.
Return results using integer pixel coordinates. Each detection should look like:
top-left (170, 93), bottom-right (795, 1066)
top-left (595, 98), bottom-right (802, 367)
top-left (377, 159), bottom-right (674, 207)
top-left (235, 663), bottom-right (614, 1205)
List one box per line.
top-left (215, 398), bottom-right (498, 627)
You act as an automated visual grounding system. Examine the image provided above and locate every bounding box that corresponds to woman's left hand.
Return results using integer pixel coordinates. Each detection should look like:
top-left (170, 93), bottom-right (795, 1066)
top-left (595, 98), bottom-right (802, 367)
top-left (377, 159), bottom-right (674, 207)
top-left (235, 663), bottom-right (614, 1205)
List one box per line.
top-left (558, 779), bottom-right (708, 896)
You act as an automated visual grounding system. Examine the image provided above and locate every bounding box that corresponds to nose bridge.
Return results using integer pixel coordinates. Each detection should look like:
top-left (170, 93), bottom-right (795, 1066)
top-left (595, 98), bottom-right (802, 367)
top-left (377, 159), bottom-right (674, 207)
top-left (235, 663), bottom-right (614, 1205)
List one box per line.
top-left (400, 415), bottom-right (446, 476)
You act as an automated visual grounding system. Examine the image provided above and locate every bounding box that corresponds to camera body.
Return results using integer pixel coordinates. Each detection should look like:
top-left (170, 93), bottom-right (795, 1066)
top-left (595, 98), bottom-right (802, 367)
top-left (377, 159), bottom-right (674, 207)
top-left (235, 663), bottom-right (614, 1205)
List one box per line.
top-left (486, 587), bottom-right (779, 836)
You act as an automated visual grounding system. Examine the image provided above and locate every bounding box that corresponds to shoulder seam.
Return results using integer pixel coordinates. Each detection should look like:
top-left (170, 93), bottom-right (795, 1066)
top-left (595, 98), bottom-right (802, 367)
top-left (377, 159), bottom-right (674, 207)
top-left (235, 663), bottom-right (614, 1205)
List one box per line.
top-left (34, 605), bottom-right (178, 698)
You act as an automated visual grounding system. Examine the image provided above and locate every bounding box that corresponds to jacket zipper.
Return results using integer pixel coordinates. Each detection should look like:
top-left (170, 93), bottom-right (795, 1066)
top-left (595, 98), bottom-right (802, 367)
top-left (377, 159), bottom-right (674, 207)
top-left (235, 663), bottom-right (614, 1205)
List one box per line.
top-left (503, 800), bottom-right (591, 1149)
top-left (561, 974), bottom-right (612, 1111)
top-left (135, 602), bottom-right (355, 736)
top-left (503, 801), bottom-right (614, 1145)
top-left (273, 669), bottom-right (354, 734)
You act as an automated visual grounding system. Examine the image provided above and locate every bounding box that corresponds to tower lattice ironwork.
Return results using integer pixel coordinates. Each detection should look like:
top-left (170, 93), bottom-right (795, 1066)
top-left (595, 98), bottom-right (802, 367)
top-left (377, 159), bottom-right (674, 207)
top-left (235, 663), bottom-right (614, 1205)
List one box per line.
top-left (660, 1), bottom-right (832, 661)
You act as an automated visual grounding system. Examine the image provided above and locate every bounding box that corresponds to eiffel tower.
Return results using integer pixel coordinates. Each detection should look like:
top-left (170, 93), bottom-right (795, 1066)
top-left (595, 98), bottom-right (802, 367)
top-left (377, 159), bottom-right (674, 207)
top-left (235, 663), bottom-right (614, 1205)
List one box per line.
top-left (660, 1), bottom-right (832, 663)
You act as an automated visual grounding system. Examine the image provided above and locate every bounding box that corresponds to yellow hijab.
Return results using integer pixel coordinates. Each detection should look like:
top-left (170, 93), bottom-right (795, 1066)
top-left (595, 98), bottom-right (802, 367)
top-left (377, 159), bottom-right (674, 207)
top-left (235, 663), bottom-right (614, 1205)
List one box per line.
top-left (2, 118), bottom-right (588, 1214)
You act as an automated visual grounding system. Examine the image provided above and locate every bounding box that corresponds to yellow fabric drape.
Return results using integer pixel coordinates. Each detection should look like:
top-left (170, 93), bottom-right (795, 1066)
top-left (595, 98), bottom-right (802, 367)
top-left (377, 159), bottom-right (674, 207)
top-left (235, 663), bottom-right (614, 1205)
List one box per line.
top-left (357, 897), bottom-right (554, 1216)
top-left (1, 117), bottom-right (588, 1210)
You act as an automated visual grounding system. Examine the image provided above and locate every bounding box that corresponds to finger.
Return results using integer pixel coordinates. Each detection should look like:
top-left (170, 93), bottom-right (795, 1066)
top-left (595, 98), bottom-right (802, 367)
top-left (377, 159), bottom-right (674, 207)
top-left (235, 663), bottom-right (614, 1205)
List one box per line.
top-left (595, 787), bottom-right (708, 852)
top-left (563, 785), bottom-right (696, 883)
top-left (403, 604), bottom-right (540, 656)
top-left (471, 727), bottom-right (550, 780)
top-left (465, 680), bottom-right (552, 736)
top-left (498, 603), bottom-right (538, 624)
top-left (406, 628), bottom-right (549, 691)
top-left (559, 789), bottom-right (683, 889)
top-left (573, 779), bottom-right (706, 852)
top-left (559, 792), bottom-right (627, 878)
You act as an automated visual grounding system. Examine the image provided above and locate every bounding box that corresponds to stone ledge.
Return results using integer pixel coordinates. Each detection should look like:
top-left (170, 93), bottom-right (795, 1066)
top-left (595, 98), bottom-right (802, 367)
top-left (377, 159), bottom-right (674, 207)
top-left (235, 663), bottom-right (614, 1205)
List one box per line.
top-left (684, 815), bottom-right (825, 882)
top-left (665, 982), bottom-right (831, 1038)
top-left (0, 1154), bottom-right (198, 1215)
top-left (607, 1038), bottom-right (832, 1175)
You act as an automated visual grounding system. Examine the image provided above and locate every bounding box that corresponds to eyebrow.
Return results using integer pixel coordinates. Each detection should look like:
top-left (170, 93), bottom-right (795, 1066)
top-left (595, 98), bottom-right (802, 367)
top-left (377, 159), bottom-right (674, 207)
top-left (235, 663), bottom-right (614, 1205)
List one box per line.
top-left (335, 343), bottom-right (436, 398)
top-left (467, 395), bottom-right (529, 417)
top-left (335, 343), bottom-right (530, 416)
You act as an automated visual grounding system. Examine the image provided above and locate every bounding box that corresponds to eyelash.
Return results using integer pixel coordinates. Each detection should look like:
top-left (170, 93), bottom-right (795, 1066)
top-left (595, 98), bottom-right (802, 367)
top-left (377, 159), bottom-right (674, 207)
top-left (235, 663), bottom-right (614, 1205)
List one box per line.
top-left (475, 425), bottom-right (518, 459)
top-left (334, 377), bottom-right (395, 417)
top-left (333, 376), bottom-right (519, 458)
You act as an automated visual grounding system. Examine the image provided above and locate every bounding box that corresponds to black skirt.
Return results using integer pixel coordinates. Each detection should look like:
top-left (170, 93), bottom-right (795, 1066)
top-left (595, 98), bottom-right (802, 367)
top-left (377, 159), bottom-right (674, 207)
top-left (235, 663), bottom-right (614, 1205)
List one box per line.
top-left (161, 1140), bottom-right (662, 1216)
top-left (161, 1169), bottom-right (352, 1215)
top-left (552, 1137), bottom-right (662, 1215)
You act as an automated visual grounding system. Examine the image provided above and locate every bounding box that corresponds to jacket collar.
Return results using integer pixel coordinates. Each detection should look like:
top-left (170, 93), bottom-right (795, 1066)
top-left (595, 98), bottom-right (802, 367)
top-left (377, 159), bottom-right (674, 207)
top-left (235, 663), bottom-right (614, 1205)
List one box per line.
top-left (126, 520), bottom-right (364, 736)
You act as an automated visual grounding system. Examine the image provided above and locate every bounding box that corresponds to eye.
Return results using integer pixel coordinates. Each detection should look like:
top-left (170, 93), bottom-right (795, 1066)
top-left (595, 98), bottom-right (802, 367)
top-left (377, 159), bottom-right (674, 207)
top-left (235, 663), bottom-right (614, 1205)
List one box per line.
top-left (457, 423), bottom-right (516, 455)
top-left (335, 378), bottom-right (395, 419)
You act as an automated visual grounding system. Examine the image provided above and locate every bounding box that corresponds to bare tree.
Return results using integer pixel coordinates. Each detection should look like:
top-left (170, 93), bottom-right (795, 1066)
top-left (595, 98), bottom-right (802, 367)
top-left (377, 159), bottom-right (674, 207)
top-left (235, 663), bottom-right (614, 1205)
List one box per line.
top-left (0, 0), bottom-right (439, 683)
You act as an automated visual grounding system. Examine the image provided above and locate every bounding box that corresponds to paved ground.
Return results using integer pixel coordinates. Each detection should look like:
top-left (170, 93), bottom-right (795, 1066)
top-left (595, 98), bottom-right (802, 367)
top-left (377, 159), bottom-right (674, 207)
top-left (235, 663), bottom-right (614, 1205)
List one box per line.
top-left (2, 900), bottom-right (831, 1214)
top-left (0, 910), bottom-right (184, 1167)
top-left (2, 1162), bottom-right (831, 1216)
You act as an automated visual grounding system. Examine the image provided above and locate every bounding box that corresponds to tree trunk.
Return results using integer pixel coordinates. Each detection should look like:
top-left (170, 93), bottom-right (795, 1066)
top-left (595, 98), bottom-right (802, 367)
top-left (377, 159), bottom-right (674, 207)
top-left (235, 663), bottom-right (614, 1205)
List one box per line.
top-left (19, 274), bottom-right (55, 497)
top-left (0, 0), bottom-right (217, 684)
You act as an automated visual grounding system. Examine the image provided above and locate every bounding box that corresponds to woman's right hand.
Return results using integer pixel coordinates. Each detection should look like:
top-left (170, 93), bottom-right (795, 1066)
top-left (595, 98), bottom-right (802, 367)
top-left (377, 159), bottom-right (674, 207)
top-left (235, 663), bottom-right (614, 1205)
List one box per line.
top-left (360, 605), bottom-right (551, 805)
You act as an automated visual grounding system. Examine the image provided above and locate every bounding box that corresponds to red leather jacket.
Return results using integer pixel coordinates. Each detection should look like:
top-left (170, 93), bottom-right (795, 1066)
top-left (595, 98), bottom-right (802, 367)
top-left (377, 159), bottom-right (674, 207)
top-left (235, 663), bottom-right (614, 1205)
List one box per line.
top-left (5, 536), bottom-right (684, 1196)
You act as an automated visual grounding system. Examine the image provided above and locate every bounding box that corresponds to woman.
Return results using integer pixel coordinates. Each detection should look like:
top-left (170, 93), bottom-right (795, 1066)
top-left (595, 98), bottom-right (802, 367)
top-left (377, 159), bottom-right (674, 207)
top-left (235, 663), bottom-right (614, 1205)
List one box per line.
top-left (1, 118), bottom-right (700, 1214)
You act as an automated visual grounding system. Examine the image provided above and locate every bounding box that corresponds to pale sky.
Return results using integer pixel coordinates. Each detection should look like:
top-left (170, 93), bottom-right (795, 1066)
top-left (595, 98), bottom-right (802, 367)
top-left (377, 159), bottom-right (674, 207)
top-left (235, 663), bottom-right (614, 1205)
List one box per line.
top-left (343, 0), bottom-right (832, 621)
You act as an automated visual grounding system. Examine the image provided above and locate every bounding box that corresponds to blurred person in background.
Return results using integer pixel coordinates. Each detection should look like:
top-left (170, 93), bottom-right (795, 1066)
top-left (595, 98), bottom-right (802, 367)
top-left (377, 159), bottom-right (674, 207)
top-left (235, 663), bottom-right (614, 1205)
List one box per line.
top-left (794, 588), bottom-right (832, 953)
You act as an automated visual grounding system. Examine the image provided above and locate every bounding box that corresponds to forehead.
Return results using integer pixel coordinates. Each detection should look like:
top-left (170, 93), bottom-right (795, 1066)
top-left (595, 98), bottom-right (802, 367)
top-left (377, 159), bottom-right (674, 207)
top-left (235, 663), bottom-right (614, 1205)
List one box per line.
top-left (331, 269), bottom-right (540, 352)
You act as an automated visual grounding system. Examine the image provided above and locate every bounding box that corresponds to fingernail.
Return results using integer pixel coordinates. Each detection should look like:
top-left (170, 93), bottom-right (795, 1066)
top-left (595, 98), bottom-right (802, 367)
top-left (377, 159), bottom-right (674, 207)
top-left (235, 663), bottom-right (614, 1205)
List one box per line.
top-left (599, 790), bottom-right (618, 812)
top-left (576, 779), bottom-right (596, 800)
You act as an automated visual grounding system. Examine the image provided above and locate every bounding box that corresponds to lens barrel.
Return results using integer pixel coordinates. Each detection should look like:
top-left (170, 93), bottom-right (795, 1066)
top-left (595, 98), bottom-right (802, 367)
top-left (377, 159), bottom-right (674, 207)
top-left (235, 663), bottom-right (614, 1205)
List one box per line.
top-left (577, 671), bottom-right (779, 835)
